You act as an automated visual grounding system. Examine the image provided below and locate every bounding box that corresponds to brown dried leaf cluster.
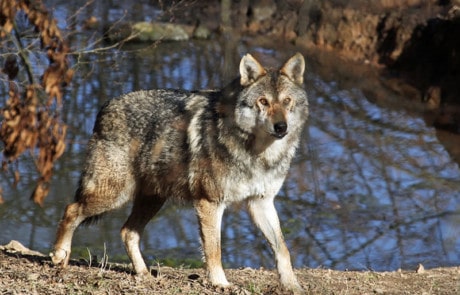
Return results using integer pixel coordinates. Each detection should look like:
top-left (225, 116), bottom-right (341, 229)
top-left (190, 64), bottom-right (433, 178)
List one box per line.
top-left (1, 0), bottom-right (72, 205)
top-left (19, 0), bottom-right (74, 104)
top-left (0, 0), bottom-right (17, 37)
top-left (1, 85), bottom-right (67, 206)
top-left (2, 85), bottom-right (38, 160)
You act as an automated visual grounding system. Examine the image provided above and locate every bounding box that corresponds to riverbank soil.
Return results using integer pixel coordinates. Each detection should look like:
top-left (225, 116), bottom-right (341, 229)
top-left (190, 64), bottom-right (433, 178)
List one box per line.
top-left (1, 244), bottom-right (459, 294)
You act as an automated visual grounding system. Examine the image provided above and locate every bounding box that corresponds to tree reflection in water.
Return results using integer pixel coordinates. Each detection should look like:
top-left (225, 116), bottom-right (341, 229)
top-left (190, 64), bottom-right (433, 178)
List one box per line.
top-left (1, 37), bottom-right (459, 271)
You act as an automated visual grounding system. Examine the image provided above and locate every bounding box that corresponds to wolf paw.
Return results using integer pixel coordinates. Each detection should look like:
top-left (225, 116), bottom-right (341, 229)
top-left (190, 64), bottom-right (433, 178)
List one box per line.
top-left (285, 283), bottom-right (305, 295)
top-left (208, 270), bottom-right (230, 288)
top-left (281, 278), bottom-right (305, 295)
top-left (49, 248), bottom-right (68, 266)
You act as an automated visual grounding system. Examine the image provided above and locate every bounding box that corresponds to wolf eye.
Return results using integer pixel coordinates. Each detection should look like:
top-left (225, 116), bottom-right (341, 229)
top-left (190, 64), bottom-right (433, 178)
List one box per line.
top-left (283, 97), bottom-right (291, 105)
top-left (258, 97), bottom-right (269, 106)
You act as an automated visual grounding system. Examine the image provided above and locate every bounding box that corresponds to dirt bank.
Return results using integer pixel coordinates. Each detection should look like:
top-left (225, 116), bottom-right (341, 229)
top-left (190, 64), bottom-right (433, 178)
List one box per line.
top-left (1, 241), bottom-right (459, 294)
top-left (301, 0), bottom-right (460, 129)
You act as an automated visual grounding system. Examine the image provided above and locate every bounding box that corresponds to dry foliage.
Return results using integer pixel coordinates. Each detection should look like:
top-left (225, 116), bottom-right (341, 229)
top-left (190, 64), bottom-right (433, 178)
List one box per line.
top-left (1, 245), bottom-right (459, 295)
top-left (0, 0), bottom-right (72, 205)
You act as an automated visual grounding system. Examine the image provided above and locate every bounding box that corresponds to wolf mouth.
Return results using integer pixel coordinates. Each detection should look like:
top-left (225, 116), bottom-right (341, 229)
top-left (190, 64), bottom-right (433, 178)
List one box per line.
top-left (271, 132), bottom-right (288, 139)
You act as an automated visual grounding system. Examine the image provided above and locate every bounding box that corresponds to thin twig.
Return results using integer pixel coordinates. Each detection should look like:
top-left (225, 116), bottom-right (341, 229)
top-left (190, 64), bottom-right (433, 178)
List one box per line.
top-left (10, 23), bottom-right (35, 85)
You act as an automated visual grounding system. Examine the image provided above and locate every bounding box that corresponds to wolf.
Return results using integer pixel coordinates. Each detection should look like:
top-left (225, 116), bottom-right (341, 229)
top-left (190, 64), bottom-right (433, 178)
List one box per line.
top-left (50, 52), bottom-right (308, 293)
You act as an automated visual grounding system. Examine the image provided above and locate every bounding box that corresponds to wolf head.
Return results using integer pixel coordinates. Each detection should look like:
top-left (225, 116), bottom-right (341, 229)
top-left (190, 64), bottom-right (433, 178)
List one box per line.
top-left (234, 53), bottom-right (308, 142)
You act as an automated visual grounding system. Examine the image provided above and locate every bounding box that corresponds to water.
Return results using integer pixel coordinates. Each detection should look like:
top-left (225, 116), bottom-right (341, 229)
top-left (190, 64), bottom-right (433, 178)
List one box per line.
top-left (1, 1), bottom-right (459, 272)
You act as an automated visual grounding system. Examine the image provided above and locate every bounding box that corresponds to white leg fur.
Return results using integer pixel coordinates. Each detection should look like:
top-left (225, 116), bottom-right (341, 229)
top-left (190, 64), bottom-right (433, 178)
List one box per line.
top-left (247, 197), bottom-right (303, 293)
top-left (121, 227), bottom-right (149, 275)
top-left (195, 200), bottom-right (230, 287)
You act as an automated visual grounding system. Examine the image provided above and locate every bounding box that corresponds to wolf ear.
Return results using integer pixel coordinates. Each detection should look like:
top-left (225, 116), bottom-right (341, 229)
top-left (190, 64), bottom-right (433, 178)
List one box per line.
top-left (239, 54), bottom-right (267, 87)
top-left (280, 53), bottom-right (305, 85)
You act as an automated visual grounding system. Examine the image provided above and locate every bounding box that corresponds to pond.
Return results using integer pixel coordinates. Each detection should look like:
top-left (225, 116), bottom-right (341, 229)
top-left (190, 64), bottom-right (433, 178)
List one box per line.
top-left (0, 2), bottom-right (459, 272)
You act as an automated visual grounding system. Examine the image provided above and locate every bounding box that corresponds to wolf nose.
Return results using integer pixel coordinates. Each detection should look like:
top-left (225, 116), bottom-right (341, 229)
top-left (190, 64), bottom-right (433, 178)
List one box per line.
top-left (274, 121), bottom-right (287, 134)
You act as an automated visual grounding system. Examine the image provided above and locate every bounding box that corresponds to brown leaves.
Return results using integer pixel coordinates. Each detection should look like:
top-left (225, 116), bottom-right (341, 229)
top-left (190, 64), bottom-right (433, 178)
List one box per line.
top-left (42, 59), bottom-right (74, 105)
top-left (30, 180), bottom-right (49, 207)
top-left (19, 0), bottom-right (62, 49)
top-left (36, 107), bottom-right (68, 178)
top-left (2, 85), bottom-right (37, 160)
top-left (1, 0), bottom-right (72, 205)
top-left (0, 0), bottom-right (17, 38)
top-left (1, 85), bottom-right (67, 206)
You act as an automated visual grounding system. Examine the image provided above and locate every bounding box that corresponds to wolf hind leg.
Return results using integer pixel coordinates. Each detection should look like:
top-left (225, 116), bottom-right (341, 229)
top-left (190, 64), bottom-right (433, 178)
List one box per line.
top-left (121, 195), bottom-right (166, 276)
top-left (247, 197), bottom-right (304, 294)
top-left (50, 202), bottom-right (87, 266)
top-left (51, 174), bottom-right (136, 267)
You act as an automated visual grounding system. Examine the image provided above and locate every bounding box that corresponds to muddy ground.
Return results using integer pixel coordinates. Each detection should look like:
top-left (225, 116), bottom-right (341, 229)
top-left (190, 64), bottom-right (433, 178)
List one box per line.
top-left (1, 241), bottom-right (459, 294)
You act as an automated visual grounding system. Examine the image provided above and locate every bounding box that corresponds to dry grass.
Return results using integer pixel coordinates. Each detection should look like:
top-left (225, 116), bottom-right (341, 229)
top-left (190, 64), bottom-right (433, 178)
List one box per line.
top-left (0, 245), bottom-right (459, 294)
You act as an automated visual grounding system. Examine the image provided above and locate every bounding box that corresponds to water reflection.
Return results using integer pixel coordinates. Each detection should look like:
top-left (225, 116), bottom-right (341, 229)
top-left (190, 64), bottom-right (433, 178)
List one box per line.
top-left (1, 35), bottom-right (459, 271)
top-left (288, 79), bottom-right (460, 270)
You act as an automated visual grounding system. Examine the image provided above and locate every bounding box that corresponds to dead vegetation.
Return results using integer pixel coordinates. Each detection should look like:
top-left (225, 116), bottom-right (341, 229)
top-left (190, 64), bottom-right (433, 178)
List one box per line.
top-left (0, 0), bottom-right (72, 205)
top-left (1, 241), bottom-right (459, 295)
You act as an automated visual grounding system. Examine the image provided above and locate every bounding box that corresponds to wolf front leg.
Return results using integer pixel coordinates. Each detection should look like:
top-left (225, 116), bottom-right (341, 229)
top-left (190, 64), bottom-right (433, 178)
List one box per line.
top-left (247, 197), bottom-right (304, 294)
top-left (194, 198), bottom-right (230, 287)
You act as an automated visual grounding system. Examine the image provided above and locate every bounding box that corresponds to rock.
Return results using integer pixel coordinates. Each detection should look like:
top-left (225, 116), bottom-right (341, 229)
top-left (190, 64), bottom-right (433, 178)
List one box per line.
top-left (416, 264), bottom-right (425, 274)
top-left (188, 273), bottom-right (200, 280)
top-left (193, 25), bottom-right (211, 39)
top-left (105, 22), bottom-right (190, 42)
top-left (0, 240), bottom-right (45, 257)
top-left (423, 86), bottom-right (442, 110)
top-left (132, 22), bottom-right (189, 41)
top-left (250, 0), bottom-right (277, 22)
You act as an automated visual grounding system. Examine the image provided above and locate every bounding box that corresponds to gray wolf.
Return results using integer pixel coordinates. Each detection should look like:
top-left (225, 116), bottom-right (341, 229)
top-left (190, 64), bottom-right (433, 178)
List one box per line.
top-left (50, 53), bottom-right (308, 293)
